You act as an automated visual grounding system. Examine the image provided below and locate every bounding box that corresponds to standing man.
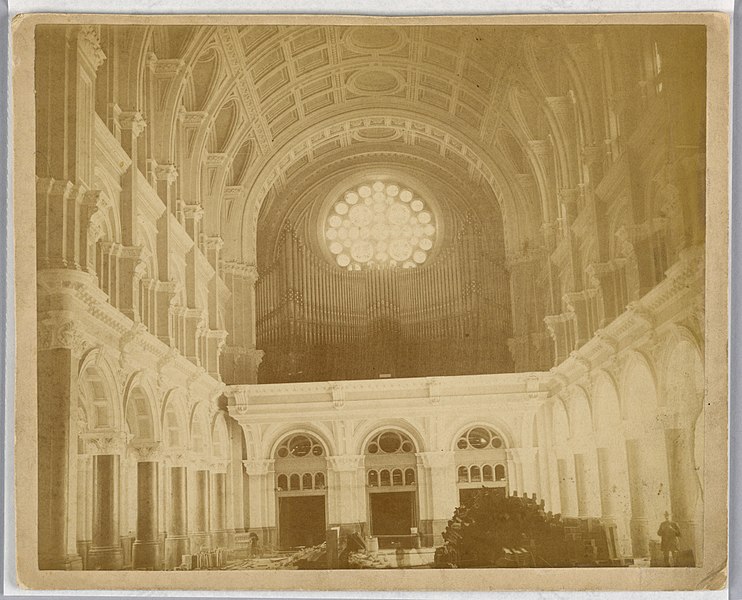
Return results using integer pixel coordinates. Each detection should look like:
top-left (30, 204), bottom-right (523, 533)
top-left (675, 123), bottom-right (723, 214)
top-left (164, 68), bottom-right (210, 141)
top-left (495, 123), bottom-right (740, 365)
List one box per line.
top-left (657, 511), bottom-right (682, 566)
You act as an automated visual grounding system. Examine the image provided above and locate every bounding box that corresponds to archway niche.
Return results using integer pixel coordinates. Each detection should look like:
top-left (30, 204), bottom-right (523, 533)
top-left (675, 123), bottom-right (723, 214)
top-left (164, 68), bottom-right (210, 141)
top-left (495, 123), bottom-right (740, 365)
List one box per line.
top-left (273, 432), bottom-right (328, 550)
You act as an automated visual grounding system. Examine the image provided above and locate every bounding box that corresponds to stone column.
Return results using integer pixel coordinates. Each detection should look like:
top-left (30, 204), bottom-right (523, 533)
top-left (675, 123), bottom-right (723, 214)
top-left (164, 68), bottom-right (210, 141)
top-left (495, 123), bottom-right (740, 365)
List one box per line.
top-left (131, 444), bottom-right (161, 570)
top-left (505, 450), bottom-right (519, 495)
top-left (153, 164), bottom-right (179, 344)
top-left (416, 451), bottom-right (457, 546)
top-left (556, 455), bottom-right (578, 517)
top-left (210, 465), bottom-right (230, 548)
top-left (164, 460), bottom-right (189, 569)
top-left (624, 437), bottom-right (651, 557)
top-left (37, 334), bottom-right (84, 570)
top-left (242, 459), bottom-right (276, 547)
top-left (511, 447), bottom-right (540, 500)
top-left (190, 468), bottom-right (211, 552)
top-left (76, 454), bottom-right (93, 569)
top-left (664, 424), bottom-right (701, 559)
top-left (35, 25), bottom-right (105, 188)
top-left (596, 444), bottom-right (632, 557)
top-left (85, 441), bottom-right (125, 570)
top-left (326, 455), bottom-right (365, 537)
top-left (228, 421), bottom-right (246, 533)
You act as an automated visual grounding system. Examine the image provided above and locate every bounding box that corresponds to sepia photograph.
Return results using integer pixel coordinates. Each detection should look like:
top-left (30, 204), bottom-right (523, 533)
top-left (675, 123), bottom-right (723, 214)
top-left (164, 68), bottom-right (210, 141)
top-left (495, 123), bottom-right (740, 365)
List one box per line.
top-left (10, 11), bottom-right (729, 592)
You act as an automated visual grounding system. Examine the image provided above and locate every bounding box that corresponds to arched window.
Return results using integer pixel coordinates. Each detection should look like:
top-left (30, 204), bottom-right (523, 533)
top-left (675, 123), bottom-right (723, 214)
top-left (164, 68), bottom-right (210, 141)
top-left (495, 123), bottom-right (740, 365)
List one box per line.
top-left (366, 430), bottom-right (415, 455)
top-left (404, 468), bottom-right (415, 485)
top-left (456, 426), bottom-right (505, 450)
top-left (380, 469), bottom-right (391, 486)
top-left (495, 464), bottom-right (506, 481)
top-left (302, 473), bottom-right (313, 490)
top-left (276, 433), bottom-right (325, 458)
top-left (289, 474), bottom-right (301, 491)
top-left (458, 466), bottom-right (469, 483)
top-left (470, 465), bottom-right (481, 482)
top-left (392, 469), bottom-right (404, 486)
top-left (368, 470), bottom-right (379, 487)
top-left (315, 472), bottom-right (325, 489)
top-left (277, 474), bottom-right (288, 491)
top-left (483, 465), bottom-right (494, 482)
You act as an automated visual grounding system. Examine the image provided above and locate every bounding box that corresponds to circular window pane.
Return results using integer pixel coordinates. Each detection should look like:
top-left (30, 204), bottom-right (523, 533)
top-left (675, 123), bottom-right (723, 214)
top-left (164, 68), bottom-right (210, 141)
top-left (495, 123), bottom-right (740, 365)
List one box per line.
top-left (401, 441), bottom-right (414, 453)
top-left (312, 444), bottom-right (323, 456)
top-left (457, 438), bottom-right (468, 450)
top-left (289, 435), bottom-right (312, 457)
top-left (468, 428), bottom-right (491, 449)
top-left (378, 432), bottom-right (402, 453)
top-left (324, 180), bottom-right (436, 270)
top-left (491, 437), bottom-right (503, 449)
top-left (368, 442), bottom-right (378, 454)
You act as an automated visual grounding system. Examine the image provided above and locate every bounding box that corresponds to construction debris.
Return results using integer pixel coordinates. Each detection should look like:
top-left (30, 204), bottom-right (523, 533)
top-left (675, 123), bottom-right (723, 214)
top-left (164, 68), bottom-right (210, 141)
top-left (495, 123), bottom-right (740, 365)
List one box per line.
top-left (223, 542), bottom-right (327, 570)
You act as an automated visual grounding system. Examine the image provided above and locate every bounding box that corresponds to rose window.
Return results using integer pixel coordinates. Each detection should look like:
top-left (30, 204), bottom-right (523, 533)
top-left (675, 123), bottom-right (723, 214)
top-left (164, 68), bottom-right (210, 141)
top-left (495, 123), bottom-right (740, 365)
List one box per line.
top-left (324, 180), bottom-right (437, 270)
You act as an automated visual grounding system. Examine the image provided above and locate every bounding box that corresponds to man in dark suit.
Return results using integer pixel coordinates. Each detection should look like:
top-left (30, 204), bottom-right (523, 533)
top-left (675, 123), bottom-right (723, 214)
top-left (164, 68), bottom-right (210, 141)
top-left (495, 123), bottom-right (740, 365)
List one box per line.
top-left (657, 511), bottom-right (682, 566)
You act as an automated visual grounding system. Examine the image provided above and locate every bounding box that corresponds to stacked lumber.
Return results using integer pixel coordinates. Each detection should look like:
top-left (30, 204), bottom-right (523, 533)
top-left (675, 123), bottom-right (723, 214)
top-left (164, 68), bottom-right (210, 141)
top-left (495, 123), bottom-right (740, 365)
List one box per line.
top-left (434, 489), bottom-right (619, 568)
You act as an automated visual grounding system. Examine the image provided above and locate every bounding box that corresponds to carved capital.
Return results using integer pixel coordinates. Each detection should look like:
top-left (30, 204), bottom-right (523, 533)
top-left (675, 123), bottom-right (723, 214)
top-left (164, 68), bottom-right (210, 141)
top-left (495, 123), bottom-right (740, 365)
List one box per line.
top-left (210, 458), bottom-right (232, 473)
top-left (128, 442), bottom-right (162, 462)
top-left (38, 318), bottom-right (91, 357)
top-left (77, 26), bottom-right (106, 70)
top-left (202, 236), bottom-right (224, 251)
top-left (242, 458), bottom-right (274, 476)
top-left (182, 203), bottom-right (204, 221)
top-left (163, 449), bottom-right (191, 467)
top-left (118, 111), bottom-right (147, 138)
top-left (155, 163), bottom-right (179, 184)
top-left (81, 431), bottom-right (130, 456)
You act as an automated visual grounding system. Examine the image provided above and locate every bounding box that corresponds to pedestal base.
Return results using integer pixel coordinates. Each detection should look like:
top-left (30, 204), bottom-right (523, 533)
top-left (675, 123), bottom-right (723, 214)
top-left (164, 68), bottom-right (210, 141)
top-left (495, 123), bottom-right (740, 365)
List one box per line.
top-left (87, 545), bottom-right (124, 570)
top-left (132, 540), bottom-right (161, 570)
top-left (164, 535), bottom-right (190, 569)
top-left (629, 517), bottom-right (650, 558)
top-left (76, 540), bottom-right (91, 570)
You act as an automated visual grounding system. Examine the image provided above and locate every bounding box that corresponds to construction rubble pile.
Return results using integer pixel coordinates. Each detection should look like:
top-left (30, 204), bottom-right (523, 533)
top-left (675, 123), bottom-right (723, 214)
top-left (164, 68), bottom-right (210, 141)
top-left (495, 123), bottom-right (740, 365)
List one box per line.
top-left (222, 542), bottom-right (327, 570)
top-left (434, 489), bottom-right (624, 568)
top-left (346, 550), bottom-right (396, 569)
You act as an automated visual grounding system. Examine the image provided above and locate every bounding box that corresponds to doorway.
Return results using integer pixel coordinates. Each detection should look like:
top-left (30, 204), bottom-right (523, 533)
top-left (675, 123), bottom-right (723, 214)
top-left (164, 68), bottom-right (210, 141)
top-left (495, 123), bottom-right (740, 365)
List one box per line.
top-left (278, 495), bottom-right (326, 549)
top-left (369, 491), bottom-right (415, 536)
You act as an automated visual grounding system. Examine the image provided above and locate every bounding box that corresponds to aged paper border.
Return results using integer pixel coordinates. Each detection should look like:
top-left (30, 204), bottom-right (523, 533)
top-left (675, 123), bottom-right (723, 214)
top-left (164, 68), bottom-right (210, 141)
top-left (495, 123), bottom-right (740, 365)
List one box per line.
top-left (11, 11), bottom-right (730, 592)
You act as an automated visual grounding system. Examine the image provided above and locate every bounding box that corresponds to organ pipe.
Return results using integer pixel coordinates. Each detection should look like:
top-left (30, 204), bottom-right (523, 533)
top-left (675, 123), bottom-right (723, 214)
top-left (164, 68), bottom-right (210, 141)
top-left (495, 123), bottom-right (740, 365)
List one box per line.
top-left (254, 216), bottom-right (513, 382)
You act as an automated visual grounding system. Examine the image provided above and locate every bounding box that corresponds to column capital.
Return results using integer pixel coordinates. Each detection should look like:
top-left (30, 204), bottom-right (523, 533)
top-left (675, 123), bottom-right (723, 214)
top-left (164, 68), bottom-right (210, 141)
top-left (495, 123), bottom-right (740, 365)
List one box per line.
top-left (202, 235), bottom-right (224, 251)
top-left (118, 111), bottom-right (147, 138)
top-left (38, 317), bottom-right (92, 357)
top-left (128, 442), bottom-right (163, 462)
top-left (210, 459), bottom-right (231, 473)
top-left (162, 448), bottom-right (191, 467)
top-left (243, 458), bottom-right (274, 476)
top-left (327, 454), bottom-right (365, 473)
top-left (182, 203), bottom-right (204, 221)
top-left (155, 163), bottom-right (179, 184)
top-left (80, 431), bottom-right (130, 456)
top-left (77, 25), bottom-right (107, 71)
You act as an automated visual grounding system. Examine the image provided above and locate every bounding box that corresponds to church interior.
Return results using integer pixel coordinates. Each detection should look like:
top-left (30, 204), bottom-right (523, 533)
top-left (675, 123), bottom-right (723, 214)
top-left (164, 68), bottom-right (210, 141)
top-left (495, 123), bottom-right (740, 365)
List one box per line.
top-left (34, 23), bottom-right (707, 570)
